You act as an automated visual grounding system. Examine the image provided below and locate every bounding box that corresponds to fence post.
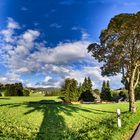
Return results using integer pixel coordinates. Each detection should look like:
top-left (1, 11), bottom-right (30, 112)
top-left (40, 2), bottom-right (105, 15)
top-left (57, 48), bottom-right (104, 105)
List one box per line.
top-left (117, 108), bottom-right (121, 128)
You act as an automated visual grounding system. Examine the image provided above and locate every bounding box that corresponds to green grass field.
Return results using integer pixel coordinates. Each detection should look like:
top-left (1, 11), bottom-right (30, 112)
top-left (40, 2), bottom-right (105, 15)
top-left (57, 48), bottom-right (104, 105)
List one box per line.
top-left (0, 97), bottom-right (140, 140)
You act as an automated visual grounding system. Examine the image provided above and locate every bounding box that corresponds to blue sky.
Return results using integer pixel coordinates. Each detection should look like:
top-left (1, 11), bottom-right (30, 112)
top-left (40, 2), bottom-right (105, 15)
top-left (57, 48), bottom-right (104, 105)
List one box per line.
top-left (0, 0), bottom-right (140, 89)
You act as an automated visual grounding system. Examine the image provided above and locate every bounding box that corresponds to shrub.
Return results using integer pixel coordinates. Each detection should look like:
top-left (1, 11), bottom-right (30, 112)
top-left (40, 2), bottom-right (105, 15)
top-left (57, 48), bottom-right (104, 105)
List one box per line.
top-left (78, 90), bottom-right (95, 102)
top-left (3, 83), bottom-right (24, 96)
top-left (119, 91), bottom-right (127, 99)
top-left (23, 89), bottom-right (30, 96)
top-left (94, 89), bottom-right (100, 96)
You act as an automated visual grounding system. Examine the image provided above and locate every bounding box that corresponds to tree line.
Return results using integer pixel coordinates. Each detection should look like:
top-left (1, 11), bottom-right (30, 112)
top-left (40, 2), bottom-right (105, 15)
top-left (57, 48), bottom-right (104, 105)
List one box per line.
top-left (61, 77), bottom-right (93, 102)
top-left (61, 78), bottom-right (140, 103)
top-left (0, 83), bottom-right (30, 96)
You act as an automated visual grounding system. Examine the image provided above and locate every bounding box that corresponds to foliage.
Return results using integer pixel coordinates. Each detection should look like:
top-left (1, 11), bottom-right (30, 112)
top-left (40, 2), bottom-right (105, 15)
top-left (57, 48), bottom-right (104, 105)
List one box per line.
top-left (93, 88), bottom-right (100, 96)
top-left (101, 81), bottom-right (111, 101)
top-left (78, 90), bottom-right (95, 102)
top-left (88, 12), bottom-right (140, 112)
top-left (61, 78), bottom-right (79, 102)
top-left (44, 89), bottom-right (61, 96)
top-left (111, 90), bottom-right (128, 101)
top-left (28, 87), bottom-right (61, 97)
top-left (81, 77), bottom-right (92, 92)
top-left (119, 91), bottom-right (127, 99)
top-left (3, 83), bottom-right (24, 96)
top-left (23, 89), bottom-right (30, 96)
top-left (61, 77), bottom-right (93, 102)
top-left (0, 83), bottom-right (31, 96)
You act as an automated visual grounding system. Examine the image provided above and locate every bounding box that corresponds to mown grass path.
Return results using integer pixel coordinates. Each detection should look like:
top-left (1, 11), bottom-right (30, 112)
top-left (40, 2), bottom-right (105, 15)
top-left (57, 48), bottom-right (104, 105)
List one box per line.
top-left (0, 97), bottom-right (140, 140)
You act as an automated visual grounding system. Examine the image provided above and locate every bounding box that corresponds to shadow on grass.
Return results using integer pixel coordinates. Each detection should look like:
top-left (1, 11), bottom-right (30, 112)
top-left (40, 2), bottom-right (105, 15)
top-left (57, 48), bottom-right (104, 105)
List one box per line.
top-left (87, 108), bottom-right (128, 114)
top-left (0, 98), bottom-right (10, 100)
top-left (0, 100), bottom-right (129, 140)
top-left (22, 100), bottom-right (92, 140)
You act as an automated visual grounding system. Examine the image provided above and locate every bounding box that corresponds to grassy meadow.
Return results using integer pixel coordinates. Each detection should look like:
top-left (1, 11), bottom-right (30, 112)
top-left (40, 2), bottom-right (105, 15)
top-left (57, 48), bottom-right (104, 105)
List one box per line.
top-left (0, 96), bottom-right (140, 140)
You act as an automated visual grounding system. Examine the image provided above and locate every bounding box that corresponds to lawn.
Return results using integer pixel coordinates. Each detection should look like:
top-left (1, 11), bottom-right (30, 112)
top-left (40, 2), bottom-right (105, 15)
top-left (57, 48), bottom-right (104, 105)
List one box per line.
top-left (0, 97), bottom-right (140, 140)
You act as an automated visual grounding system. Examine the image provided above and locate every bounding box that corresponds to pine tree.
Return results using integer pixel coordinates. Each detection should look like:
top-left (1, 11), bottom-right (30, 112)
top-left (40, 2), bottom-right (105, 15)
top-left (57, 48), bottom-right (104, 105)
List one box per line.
top-left (82, 77), bottom-right (93, 92)
top-left (107, 80), bottom-right (110, 89)
top-left (105, 80), bottom-right (111, 101)
top-left (61, 78), bottom-right (79, 102)
top-left (101, 81), bottom-right (106, 100)
top-left (87, 77), bottom-right (92, 92)
top-left (82, 77), bottom-right (88, 92)
top-left (101, 81), bottom-right (111, 101)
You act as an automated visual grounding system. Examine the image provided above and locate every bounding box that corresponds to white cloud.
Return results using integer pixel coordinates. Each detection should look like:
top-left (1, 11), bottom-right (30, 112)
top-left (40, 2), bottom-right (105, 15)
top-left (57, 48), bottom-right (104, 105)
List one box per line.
top-left (22, 29), bottom-right (40, 42)
top-left (16, 67), bottom-right (30, 73)
top-left (81, 31), bottom-right (89, 40)
top-left (0, 17), bottom-right (123, 89)
top-left (0, 73), bottom-right (22, 84)
top-left (0, 18), bottom-right (20, 43)
top-left (66, 66), bottom-right (110, 88)
top-left (44, 76), bottom-right (52, 82)
top-left (0, 29), bottom-right (14, 43)
top-left (32, 41), bottom-right (91, 65)
top-left (7, 17), bottom-right (20, 29)
top-left (37, 66), bottom-right (122, 89)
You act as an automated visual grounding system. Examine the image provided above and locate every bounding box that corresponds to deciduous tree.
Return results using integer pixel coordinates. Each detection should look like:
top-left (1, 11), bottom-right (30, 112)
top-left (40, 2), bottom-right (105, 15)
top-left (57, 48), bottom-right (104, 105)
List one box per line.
top-left (88, 12), bottom-right (140, 112)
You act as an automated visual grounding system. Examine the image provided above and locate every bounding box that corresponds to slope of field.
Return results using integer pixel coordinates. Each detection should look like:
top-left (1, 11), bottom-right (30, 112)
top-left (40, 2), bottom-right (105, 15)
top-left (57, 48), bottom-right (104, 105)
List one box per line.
top-left (0, 97), bottom-right (140, 140)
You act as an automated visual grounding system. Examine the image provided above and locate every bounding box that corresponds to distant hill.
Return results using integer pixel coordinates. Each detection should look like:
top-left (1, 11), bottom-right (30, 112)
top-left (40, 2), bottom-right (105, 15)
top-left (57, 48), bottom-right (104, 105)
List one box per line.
top-left (26, 87), bottom-right (60, 96)
top-left (27, 87), bottom-right (59, 91)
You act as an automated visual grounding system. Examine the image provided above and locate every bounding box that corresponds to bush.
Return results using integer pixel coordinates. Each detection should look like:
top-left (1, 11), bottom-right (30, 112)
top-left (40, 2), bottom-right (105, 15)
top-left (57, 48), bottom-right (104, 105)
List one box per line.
top-left (78, 90), bottom-right (95, 102)
top-left (111, 90), bottom-right (128, 102)
top-left (3, 83), bottom-right (24, 96)
top-left (119, 91), bottom-right (127, 99)
top-left (44, 90), bottom-right (61, 96)
top-left (94, 89), bottom-right (100, 96)
top-left (23, 89), bottom-right (30, 96)
top-left (59, 96), bottom-right (65, 102)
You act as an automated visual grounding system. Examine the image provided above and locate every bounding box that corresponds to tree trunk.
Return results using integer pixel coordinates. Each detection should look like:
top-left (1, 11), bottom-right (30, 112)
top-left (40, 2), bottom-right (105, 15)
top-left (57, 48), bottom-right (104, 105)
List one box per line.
top-left (129, 68), bottom-right (136, 112)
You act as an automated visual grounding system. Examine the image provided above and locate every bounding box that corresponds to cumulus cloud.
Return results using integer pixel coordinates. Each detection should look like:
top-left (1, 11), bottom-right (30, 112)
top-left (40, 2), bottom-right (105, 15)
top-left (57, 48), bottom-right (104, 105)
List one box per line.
top-left (32, 41), bottom-right (91, 65)
top-left (0, 73), bottom-right (22, 84)
top-left (0, 17), bottom-right (123, 89)
top-left (7, 17), bottom-right (20, 29)
top-left (22, 30), bottom-right (40, 42)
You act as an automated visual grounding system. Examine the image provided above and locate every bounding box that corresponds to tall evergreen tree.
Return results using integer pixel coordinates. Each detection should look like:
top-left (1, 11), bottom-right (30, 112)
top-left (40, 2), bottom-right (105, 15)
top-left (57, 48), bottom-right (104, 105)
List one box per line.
top-left (101, 81), bottom-right (106, 100)
top-left (82, 77), bottom-right (93, 92)
top-left (101, 81), bottom-right (111, 101)
top-left (107, 80), bottom-right (110, 89)
top-left (105, 80), bottom-right (111, 101)
top-left (87, 77), bottom-right (92, 92)
top-left (82, 77), bottom-right (88, 92)
top-left (61, 78), bottom-right (79, 102)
